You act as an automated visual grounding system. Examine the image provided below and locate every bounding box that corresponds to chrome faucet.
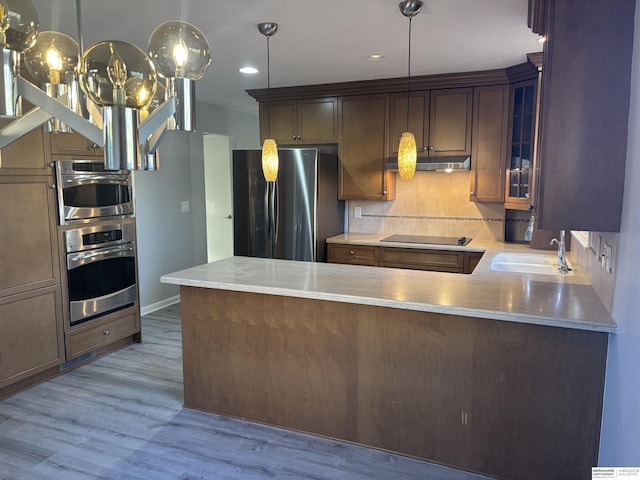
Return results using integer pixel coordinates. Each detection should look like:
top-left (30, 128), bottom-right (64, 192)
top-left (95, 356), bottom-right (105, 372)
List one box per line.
top-left (550, 230), bottom-right (570, 273)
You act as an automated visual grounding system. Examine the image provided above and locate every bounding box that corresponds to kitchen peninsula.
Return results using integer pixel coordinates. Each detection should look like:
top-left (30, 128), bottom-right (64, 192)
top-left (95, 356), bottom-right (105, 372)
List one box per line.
top-left (161, 247), bottom-right (614, 480)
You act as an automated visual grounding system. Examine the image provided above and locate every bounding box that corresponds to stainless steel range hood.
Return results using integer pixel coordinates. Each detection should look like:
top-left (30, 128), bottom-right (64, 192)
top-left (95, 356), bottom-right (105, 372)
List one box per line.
top-left (384, 155), bottom-right (470, 172)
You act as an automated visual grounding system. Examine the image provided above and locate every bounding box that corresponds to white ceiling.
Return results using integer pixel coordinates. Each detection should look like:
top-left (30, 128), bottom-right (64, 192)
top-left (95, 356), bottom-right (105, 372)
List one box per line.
top-left (30, 0), bottom-right (542, 115)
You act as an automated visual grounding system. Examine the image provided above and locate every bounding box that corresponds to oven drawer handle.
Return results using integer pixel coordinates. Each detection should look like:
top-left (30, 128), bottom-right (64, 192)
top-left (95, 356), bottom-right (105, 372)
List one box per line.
top-left (67, 246), bottom-right (134, 270)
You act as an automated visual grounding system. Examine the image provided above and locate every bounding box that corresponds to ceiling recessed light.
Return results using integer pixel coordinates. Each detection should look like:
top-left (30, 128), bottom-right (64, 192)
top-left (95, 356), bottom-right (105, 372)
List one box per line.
top-left (367, 54), bottom-right (384, 61)
top-left (239, 66), bottom-right (259, 74)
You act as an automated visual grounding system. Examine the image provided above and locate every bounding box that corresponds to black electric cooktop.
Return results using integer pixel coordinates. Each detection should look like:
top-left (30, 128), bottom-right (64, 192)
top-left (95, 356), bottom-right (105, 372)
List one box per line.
top-left (380, 234), bottom-right (472, 246)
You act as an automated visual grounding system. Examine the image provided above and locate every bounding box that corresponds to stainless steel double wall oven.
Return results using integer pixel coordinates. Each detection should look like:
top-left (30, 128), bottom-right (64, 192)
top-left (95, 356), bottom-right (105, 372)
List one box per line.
top-left (55, 160), bottom-right (138, 326)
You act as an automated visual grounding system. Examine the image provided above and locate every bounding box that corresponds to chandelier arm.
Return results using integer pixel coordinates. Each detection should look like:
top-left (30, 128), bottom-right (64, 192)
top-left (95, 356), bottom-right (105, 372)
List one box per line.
top-left (18, 76), bottom-right (103, 146)
top-left (138, 96), bottom-right (177, 142)
top-left (0, 108), bottom-right (53, 150)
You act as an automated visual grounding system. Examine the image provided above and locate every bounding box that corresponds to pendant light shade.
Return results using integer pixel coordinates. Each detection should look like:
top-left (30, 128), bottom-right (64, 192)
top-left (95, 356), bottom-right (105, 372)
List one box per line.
top-left (258, 21), bottom-right (278, 182)
top-left (397, 0), bottom-right (423, 181)
top-left (398, 131), bottom-right (417, 180)
top-left (262, 138), bottom-right (279, 182)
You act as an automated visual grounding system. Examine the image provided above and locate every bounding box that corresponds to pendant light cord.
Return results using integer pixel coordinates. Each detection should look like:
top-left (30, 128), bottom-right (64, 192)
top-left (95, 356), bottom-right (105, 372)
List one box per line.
top-left (406, 16), bottom-right (413, 131)
top-left (267, 35), bottom-right (271, 137)
top-left (76, 0), bottom-right (84, 54)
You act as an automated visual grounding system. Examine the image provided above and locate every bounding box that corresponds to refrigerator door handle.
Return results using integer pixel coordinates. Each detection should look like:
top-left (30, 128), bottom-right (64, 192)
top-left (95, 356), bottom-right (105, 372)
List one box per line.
top-left (268, 181), bottom-right (277, 257)
top-left (274, 180), bottom-right (280, 249)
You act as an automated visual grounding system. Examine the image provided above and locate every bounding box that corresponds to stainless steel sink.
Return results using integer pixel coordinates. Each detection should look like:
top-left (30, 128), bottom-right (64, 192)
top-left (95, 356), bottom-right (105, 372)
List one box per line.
top-left (490, 253), bottom-right (573, 275)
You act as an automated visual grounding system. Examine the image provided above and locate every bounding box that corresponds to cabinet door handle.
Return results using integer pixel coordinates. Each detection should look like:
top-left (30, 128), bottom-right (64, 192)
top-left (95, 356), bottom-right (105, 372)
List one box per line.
top-left (470, 191), bottom-right (476, 196)
top-left (422, 146), bottom-right (429, 152)
top-left (104, 329), bottom-right (110, 335)
top-left (349, 250), bottom-right (355, 255)
top-left (49, 184), bottom-right (57, 189)
top-left (296, 135), bottom-right (301, 140)
top-left (292, 135), bottom-right (297, 140)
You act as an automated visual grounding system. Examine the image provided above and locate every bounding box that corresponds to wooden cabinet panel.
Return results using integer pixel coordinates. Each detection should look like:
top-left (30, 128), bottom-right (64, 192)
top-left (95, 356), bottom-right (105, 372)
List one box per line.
top-left (327, 243), bottom-right (379, 266)
top-left (181, 287), bottom-right (359, 441)
top-left (327, 242), bottom-right (482, 274)
top-left (389, 89), bottom-right (472, 159)
top-left (181, 287), bottom-right (607, 480)
top-left (297, 98), bottom-right (338, 144)
top-left (338, 94), bottom-right (394, 200)
top-left (0, 122), bottom-right (50, 174)
top-left (49, 132), bottom-right (103, 157)
top-left (465, 320), bottom-right (607, 480)
top-left (379, 247), bottom-right (464, 273)
top-left (389, 92), bottom-right (428, 156)
top-left (470, 85), bottom-right (510, 202)
top-left (429, 88), bottom-right (473, 157)
top-left (261, 101), bottom-right (297, 144)
top-left (0, 286), bottom-right (64, 387)
top-left (0, 176), bottom-right (60, 296)
top-left (357, 309), bottom-right (472, 467)
top-left (66, 312), bottom-right (139, 359)
top-left (536, 0), bottom-right (635, 231)
top-left (260, 98), bottom-right (338, 145)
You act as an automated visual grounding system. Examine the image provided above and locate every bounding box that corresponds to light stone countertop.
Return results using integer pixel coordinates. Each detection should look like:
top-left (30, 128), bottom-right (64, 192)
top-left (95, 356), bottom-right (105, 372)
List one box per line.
top-left (161, 235), bottom-right (616, 333)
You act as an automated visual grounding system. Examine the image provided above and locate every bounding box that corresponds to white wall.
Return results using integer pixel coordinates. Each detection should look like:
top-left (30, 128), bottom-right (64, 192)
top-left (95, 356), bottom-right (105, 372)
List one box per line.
top-left (134, 101), bottom-right (258, 311)
top-left (598, 0), bottom-right (640, 465)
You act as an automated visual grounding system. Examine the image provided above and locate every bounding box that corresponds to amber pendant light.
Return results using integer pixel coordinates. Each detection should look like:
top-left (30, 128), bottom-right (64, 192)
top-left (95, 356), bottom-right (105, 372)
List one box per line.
top-left (398, 0), bottom-right (423, 180)
top-left (258, 22), bottom-right (279, 182)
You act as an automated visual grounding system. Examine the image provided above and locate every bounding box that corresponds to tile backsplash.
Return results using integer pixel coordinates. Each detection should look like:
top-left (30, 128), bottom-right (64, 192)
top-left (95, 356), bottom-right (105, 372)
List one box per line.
top-left (348, 171), bottom-right (505, 241)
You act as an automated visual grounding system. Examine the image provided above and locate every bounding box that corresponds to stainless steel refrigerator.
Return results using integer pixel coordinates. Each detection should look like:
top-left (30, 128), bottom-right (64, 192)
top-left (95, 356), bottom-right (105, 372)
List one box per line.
top-left (232, 147), bottom-right (344, 262)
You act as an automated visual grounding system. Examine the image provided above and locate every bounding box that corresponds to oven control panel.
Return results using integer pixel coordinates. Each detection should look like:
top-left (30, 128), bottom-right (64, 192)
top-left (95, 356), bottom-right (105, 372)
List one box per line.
top-left (83, 230), bottom-right (123, 246)
top-left (65, 223), bottom-right (134, 253)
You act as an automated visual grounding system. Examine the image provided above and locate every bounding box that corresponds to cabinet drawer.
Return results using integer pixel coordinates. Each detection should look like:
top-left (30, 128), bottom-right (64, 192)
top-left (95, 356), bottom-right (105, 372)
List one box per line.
top-left (327, 243), bottom-right (379, 266)
top-left (66, 313), bottom-right (138, 359)
top-left (379, 247), bottom-right (464, 273)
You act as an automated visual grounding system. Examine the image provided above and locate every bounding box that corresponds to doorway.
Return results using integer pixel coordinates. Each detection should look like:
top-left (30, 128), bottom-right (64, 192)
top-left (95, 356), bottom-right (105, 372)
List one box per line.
top-left (203, 134), bottom-right (234, 263)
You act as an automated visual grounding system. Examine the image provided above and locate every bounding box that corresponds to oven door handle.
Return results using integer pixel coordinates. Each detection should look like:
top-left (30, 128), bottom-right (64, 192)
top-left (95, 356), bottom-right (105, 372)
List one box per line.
top-left (67, 245), bottom-right (134, 270)
top-left (63, 176), bottom-right (130, 186)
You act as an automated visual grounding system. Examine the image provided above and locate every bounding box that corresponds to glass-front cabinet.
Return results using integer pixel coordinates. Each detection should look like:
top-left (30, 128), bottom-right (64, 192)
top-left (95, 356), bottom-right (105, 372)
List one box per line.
top-left (504, 79), bottom-right (537, 210)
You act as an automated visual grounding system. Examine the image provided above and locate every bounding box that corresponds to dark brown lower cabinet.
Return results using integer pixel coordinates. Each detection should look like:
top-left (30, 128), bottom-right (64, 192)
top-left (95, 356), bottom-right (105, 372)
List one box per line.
top-left (181, 286), bottom-right (607, 480)
top-left (327, 242), bottom-right (483, 274)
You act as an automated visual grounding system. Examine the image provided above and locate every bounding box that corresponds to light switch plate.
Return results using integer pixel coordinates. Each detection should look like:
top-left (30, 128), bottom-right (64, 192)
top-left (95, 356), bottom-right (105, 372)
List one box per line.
top-left (354, 206), bottom-right (362, 218)
top-left (181, 201), bottom-right (190, 213)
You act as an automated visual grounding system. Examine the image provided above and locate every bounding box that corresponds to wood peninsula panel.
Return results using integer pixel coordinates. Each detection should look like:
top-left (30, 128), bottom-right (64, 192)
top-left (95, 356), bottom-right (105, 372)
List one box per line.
top-left (179, 285), bottom-right (607, 480)
top-left (181, 286), bottom-right (359, 442)
top-left (357, 306), bottom-right (472, 468)
top-left (466, 320), bottom-right (607, 480)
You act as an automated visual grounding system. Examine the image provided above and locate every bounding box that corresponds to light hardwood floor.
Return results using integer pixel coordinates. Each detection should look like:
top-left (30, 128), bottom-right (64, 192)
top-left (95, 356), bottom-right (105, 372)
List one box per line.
top-left (0, 304), bottom-right (494, 480)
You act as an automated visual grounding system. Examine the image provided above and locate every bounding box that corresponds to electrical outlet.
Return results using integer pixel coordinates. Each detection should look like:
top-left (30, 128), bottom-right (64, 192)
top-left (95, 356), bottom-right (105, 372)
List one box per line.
top-left (354, 206), bottom-right (362, 218)
top-left (599, 240), bottom-right (613, 273)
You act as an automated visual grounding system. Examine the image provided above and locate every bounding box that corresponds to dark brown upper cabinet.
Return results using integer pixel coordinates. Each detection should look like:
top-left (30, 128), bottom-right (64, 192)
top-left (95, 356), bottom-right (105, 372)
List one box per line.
top-left (338, 94), bottom-right (395, 201)
top-left (259, 98), bottom-right (338, 145)
top-left (470, 85), bottom-right (510, 203)
top-left (535, 0), bottom-right (635, 231)
top-left (389, 88), bottom-right (472, 158)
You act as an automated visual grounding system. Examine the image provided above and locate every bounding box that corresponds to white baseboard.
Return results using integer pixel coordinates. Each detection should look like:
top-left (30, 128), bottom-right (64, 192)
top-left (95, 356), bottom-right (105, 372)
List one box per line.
top-left (140, 295), bottom-right (180, 316)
